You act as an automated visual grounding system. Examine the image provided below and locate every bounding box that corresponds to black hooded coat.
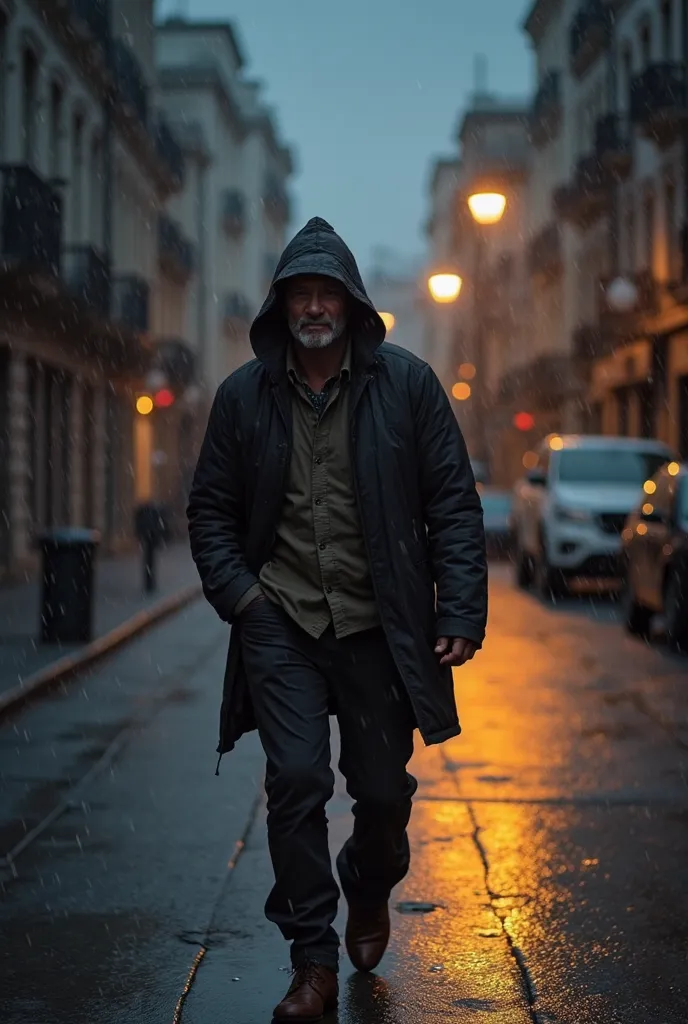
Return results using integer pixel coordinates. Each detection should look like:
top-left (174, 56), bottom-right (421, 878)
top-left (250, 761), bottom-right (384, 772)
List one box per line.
top-left (187, 217), bottom-right (487, 760)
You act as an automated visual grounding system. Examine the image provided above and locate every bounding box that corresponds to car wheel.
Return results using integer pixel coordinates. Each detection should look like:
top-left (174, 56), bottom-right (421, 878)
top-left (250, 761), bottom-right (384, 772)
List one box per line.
top-left (536, 540), bottom-right (567, 602)
top-left (665, 569), bottom-right (688, 653)
top-left (621, 569), bottom-right (652, 637)
top-left (514, 542), bottom-right (533, 589)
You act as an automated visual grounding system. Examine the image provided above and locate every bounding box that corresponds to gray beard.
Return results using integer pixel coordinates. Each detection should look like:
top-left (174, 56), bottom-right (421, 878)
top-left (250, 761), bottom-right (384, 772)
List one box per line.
top-left (289, 316), bottom-right (346, 350)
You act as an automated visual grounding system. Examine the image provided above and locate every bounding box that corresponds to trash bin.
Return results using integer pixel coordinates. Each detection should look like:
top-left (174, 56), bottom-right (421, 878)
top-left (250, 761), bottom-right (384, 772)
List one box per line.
top-left (39, 527), bottom-right (100, 644)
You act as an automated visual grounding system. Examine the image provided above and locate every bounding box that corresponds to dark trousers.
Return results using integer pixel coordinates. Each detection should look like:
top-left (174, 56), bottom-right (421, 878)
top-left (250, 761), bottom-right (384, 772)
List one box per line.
top-left (239, 599), bottom-right (417, 969)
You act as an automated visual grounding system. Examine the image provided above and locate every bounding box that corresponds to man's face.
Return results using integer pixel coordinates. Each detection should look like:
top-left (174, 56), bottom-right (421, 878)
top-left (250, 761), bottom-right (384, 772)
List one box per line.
top-left (285, 275), bottom-right (347, 349)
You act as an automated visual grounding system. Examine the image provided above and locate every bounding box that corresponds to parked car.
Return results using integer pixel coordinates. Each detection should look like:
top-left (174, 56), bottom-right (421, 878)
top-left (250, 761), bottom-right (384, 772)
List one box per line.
top-left (621, 460), bottom-right (688, 652)
top-left (479, 487), bottom-right (513, 559)
top-left (511, 434), bottom-right (676, 600)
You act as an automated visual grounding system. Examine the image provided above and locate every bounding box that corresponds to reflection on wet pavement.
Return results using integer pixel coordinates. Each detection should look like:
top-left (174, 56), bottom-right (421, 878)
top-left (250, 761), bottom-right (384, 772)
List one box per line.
top-left (0, 566), bottom-right (687, 1021)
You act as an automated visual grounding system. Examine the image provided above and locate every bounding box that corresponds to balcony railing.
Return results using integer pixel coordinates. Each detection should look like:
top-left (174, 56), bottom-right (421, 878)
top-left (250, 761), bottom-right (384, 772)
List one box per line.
top-left (154, 116), bottom-right (185, 188)
top-left (158, 214), bottom-right (194, 282)
top-left (528, 223), bottom-right (562, 279)
top-left (569, 0), bottom-right (612, 78)
top-left (630, 63), bottom-right (687, 146)
top-left (222, 190), bottom-right (246, 236)
top-left (111, 274), bottom-right (149, 332)
top-left (0, 165), bottom-right (62, 277)
top-left (530, 71), bottom-right (562, 147)
top-left (554, 154), bottom-right (609, 227)
top-left (149, 337), bottom-right (196, 388)
top-left (223, 291), bottom-right (252, 324)
top-left (69, 0), bottom-right (111, 56)
top-left (594, 114), bottom-right (632, 178)
top-left (63, 245), bottom-right (110, 315)
top-left (113, 38), bottom-right (148, 128)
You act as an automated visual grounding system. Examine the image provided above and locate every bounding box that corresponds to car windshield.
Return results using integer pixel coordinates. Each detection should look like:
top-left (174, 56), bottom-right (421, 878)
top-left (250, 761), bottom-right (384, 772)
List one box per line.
top-left (557, 449), bottom-right (670, 485)
top-left (481, 493), bottom-right (512, 515)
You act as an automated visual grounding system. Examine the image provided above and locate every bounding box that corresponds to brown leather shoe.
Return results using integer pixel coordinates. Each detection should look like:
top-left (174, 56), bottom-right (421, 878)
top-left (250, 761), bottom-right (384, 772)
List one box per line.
top-left (345, 902), bottom-right (390, 972)
top-left (272, 962), bottom-right (338, 1021)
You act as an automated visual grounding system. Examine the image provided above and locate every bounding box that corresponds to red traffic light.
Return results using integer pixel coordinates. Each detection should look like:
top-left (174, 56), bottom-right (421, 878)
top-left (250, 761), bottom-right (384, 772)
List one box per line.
top-left (154, 388), bottom-right (175, 409)
top-left (513, 411), bottom-right (535, 432)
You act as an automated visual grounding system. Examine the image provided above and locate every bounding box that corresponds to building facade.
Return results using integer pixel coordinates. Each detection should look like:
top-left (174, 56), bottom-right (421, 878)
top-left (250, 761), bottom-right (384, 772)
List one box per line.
top-left (426, 0), bottom-right (688, 484)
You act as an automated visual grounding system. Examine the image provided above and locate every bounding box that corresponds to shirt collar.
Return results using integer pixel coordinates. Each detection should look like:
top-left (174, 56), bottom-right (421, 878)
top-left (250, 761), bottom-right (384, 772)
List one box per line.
top-left (287, 337), bottom-right (351, 387)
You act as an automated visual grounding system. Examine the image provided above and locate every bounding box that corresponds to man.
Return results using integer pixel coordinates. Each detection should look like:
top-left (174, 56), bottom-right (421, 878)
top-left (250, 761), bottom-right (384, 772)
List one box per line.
top-left (187, 217), bottom-right (487, 1021)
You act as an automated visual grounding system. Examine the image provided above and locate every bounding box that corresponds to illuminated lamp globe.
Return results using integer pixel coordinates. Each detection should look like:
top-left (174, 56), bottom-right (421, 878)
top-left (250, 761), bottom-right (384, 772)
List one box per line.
top-left (606, 276), bottom-right (638, 314)
top-left (428, 273), bottom-right (463, 303)
top-left (467, 192), bottom-right (507, 226)
top-left (378, 311), bottom-right (396, 331)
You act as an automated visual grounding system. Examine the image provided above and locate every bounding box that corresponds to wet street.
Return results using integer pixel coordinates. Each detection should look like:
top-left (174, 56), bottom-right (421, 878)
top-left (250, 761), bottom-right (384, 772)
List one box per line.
top-left (1, 563), bottom-right (687, 1024)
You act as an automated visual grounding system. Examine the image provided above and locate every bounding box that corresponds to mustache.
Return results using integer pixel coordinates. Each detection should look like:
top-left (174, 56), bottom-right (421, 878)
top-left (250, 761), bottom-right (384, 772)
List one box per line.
top-left (295, 315), bottom-right (336, 329)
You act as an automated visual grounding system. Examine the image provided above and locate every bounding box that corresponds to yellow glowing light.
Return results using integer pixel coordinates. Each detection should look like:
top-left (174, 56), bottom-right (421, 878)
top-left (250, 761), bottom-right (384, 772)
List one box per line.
top-left (379, 311), bottom-right (396, 331)
top-left (636, 522), bottom-right (648, 535)
top-left (643, 479), bottom-right (656, 494)
top-left (667, 461), bottom-right (680, 476)
top-left (522, 451), bottom-right (538, 470)
top-left (428, 273), bottom-right (463, 303)
top-left (467, 191), bottom-right (507, 226)
top-left (452, 382), bottom-right (471, 401)
top-left (642, 502), bottom-right (654, 516)
top-left (136, 394), bottom-right (154, 416)
top-left (459, 362), bottom-right (476, 380)
top-left (549, 436), bottom-right (564, 451)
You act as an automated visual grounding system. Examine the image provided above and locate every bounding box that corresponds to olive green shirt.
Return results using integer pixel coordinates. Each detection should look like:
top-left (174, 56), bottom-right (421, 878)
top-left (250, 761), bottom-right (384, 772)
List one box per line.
top-left (236, 341), bottom-right (379, 638)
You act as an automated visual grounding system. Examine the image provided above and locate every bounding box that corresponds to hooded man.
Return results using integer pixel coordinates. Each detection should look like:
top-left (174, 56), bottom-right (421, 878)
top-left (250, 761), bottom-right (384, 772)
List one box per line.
top-left (187, 217), bottom-right (487, 1020)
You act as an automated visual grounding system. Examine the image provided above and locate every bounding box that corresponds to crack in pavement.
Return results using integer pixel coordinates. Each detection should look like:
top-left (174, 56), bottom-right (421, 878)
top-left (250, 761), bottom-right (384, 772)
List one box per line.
top-left (439, 747), bottom-right (542, 1024)
top-left (171, 788), bottom-right (264, 1024)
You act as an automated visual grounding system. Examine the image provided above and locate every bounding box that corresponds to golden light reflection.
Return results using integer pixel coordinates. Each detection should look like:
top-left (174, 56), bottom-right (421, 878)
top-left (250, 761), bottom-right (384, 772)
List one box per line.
top-left (523, 451), bottom-right (538, 469)
top-left (459, 362), bottom-right (476, 380)
top-left (637, 522), bottom-right (648, 535)
top-left (549, 436), bottom-right (564, 451)
top-left (452, 382), bottom-right (471, 401)
top-left (642, 503), bottom-right (654, 516)
top-left (643, 480), bottom-right (657, 494)
top-left (668, 461), bottom-right (680, 476)
top-left (379, 311), bottom-right (396, 331)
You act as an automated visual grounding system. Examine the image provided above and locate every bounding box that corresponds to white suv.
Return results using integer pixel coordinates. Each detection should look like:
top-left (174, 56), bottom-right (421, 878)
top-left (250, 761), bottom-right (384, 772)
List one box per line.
top-left (511, 435), bottom-right (675, 599)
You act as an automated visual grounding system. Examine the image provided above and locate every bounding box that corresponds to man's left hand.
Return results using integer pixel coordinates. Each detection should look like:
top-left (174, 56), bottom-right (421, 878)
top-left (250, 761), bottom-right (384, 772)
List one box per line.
top-left (435, 637), bottom-right (478, 666)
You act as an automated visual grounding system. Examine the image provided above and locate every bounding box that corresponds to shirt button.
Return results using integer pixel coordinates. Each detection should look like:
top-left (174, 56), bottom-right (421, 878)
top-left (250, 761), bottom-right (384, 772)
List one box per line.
top-left (315, 498), bottom-right (322, 505)
top-left (315, 457), bottom-right (322, 464)
top-left (319, 542), bottom-right (326, 550)
top-left (326, 586), bottom-right (333, 594)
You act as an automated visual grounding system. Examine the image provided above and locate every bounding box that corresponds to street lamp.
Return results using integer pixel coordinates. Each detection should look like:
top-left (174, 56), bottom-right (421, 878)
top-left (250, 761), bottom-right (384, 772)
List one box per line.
top-left (378, 311), bottom-right (396, 331)
top-left (428, 272), bottom-right (463, 303)
top-left (464, 191), bottom-right (507, 467)
top-left (467, 191), bottom-right (507, 226)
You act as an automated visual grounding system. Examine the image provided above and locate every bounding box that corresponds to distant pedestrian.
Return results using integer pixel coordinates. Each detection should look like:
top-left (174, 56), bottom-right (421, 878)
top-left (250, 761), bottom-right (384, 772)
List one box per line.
top-left (187, 217), bottom-right (487, 1020)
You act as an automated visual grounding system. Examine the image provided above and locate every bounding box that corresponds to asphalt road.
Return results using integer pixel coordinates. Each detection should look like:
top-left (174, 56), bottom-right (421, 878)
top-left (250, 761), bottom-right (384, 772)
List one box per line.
top-left (0, 563), bottom-right (686, 1024)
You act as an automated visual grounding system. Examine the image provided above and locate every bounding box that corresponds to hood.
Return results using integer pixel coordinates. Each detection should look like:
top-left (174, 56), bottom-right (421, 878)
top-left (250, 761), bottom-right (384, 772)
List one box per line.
top-left (249, 217), bottom-right (387, 377)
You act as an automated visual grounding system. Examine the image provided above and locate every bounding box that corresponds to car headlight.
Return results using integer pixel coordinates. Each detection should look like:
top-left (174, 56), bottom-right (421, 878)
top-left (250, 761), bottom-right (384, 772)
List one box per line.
top-left (553, 505), bottom-right (592, 522)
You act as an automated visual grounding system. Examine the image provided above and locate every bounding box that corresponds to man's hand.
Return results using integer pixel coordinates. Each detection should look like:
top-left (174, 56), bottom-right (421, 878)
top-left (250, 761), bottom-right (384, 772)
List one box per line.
top-left (435, 637), bottom-right (478, 666)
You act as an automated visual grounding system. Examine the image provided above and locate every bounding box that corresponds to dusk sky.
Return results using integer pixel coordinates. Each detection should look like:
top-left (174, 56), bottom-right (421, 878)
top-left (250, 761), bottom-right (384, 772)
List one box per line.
top-left (156, 0), bottom-right (533, 273)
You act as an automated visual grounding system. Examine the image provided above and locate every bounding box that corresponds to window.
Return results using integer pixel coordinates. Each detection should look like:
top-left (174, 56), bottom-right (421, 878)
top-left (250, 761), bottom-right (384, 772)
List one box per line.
top-left (22, 47), bottom-right (39, 166)
top-left (661, 1), bottom-right (673, 60)
top-left (665, 178), bottom-right (677, 280)
top-left (642, 190), bottom-right (655, 271)
top-left (72, 112), bottom-right (84, 243)
top-left (640, 21), bottom-right (652, 65)
top-left (557, 448), bottom-right (670, 484)
top-left (48, 81), bottom-right (63, 179)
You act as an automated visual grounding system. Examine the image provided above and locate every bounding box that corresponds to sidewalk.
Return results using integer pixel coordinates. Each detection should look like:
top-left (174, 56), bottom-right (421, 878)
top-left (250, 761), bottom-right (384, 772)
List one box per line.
top-left (0, 542), bottom-right (199, 697)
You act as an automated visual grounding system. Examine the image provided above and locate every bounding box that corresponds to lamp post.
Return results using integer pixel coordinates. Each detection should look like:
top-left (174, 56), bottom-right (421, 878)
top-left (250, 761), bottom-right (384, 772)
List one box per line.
top-left (466, 191), bottom-right (507, 468)
top-left (426, 271), bottom-right (463, 389)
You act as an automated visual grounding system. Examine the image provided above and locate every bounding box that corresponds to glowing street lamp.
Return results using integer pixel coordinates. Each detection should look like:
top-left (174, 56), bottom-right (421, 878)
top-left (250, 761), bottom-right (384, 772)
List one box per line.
top-left (428, 272), bottom-right (463, 304)
top-left (467, 191), bottom-right (507, 226)
top-left (378, 311), bottom-right (396, 331)
top-left (136, 394), bottom-right (154, 416)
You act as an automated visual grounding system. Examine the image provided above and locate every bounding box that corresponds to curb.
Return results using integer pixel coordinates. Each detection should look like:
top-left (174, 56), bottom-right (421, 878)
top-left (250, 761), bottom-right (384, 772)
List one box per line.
top-left (0, 583), bottom-right (203, 721)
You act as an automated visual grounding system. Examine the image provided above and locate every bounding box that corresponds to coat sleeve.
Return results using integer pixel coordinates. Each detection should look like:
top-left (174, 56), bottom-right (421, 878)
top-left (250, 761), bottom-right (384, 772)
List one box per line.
top-left (412, 363), bottom-right (487, 646)
top-left (186, 380), bottom-right (261, 623)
